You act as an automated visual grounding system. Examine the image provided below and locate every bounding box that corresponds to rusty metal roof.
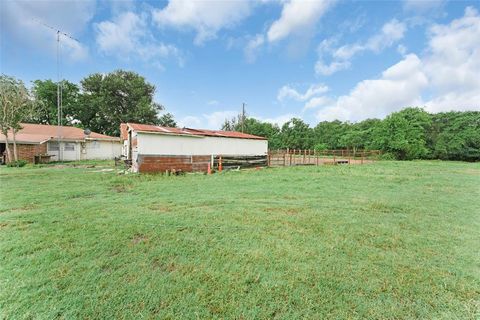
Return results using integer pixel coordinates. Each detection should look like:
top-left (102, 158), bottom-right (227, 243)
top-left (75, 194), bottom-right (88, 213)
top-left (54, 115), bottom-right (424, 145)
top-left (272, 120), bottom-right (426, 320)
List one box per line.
top-left (126, 123), bottom-right (267, 140)
top-left (0, 123), bottom-right (120, 144)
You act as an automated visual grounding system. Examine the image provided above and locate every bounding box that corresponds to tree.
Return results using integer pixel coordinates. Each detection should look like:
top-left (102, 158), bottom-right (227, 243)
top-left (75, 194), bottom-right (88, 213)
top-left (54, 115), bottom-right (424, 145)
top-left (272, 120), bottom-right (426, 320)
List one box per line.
top-left (158, 113), bottom-right (177, 127)
top-left (375, 107), bottom-right (432, 160)
top-left (78, 70), bottom-right (163, 136)
top-left (313, 120), bottom-right (348, 150)
top-left (0, 75), bottom-right (35, 161)
top-left (221, 114), bottom-right (281, 149)
top-left (429, 111), bottom-right (480, 161)
top-left (280, 118), bottom-right (313, 149)
top-left (29, 79), bottom-right (80, 125)
top-left (221, 114), bottom-right (243, 131)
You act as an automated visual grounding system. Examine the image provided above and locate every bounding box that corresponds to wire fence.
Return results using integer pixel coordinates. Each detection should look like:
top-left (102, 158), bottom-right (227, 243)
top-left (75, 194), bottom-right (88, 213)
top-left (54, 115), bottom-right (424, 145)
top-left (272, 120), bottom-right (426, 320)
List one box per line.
top-left (268, 149), bottom-right (381, 167)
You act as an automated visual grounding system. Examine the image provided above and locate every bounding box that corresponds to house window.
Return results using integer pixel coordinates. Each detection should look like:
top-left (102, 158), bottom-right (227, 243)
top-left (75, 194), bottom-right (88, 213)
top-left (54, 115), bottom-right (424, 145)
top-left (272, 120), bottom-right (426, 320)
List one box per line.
top-left (64, 143), bottom-right (75, 151)
top-left (48, 142), bottom-right (59, 151)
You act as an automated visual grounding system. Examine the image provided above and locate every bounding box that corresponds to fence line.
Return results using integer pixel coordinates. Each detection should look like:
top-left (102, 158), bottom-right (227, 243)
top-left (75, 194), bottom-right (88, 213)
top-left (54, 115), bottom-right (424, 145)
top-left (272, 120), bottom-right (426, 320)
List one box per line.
top-left (267, 149), bottom-right (381, 167)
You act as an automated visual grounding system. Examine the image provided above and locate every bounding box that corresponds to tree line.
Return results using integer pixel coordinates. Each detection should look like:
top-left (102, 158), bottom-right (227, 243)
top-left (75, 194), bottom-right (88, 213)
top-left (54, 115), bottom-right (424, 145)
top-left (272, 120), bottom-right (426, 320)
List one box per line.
top-left (222, 108), bottom-right (480, 161)
top-left (2, 70), bottom-right (479, 162)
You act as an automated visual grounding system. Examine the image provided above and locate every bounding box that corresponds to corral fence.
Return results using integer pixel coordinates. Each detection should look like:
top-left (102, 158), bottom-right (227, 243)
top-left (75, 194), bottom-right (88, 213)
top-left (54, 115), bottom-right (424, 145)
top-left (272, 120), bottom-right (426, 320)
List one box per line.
top-left (268, 149), bottom-right (381, 167)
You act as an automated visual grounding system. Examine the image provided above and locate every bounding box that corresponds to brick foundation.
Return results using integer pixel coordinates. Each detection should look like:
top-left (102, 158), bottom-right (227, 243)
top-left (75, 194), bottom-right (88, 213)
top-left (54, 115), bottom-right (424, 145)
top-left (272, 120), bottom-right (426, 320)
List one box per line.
top-left (138, 155), bottom-right (211, 173)
top-left (6, 143), bottom-right (48, 163)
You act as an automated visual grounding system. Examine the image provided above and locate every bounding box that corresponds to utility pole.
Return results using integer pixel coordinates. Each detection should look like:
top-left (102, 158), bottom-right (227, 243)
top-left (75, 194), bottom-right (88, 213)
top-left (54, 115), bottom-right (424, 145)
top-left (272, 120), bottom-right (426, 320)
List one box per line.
top-left (35, 19), bottom-right (79, 161)
top-left (241, 102), bottom-right (246, 133)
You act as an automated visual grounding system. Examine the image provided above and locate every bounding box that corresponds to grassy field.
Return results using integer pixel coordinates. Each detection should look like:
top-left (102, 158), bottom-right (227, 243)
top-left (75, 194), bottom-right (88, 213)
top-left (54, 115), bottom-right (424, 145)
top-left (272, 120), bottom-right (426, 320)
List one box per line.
top-left (0, 161), bottom-right (479, 319)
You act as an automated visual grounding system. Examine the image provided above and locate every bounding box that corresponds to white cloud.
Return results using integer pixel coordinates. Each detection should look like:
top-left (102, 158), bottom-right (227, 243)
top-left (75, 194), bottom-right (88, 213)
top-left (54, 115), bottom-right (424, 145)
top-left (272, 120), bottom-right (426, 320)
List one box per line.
top-left (365, 19), bottom-right (407, 52)
top-left (178, 110), bottom-right (238, 129)
top-left (267, 0), bottom-right (335, 43)
top-left (178, 115), bottom-right (202, 128)
top-left (204, 111), bottom-right (238, 129)
top-left (207, 100), bottom-right (220, 106)
top-left (423, 6), bottom-right (480, 112)
top-left (315, 19), bottom-right (407, 75)
top-left (315, 7), bottom-right (480, 121)
top-left (254, 114), bottom-right (297, 127)
top-left (244, 34), bottom-right (265, 63)
top-left (304, 96), bottom-right (334, 111)
top-left (152, 0), bottom-right (252, 45)
top-left (314, 59), bottom-right (351, 76)
top-left (96, 12), bottom-right (144, 55)
top-left (95, 12), bottom-right (184, 68)
top-left (180, 110), bottom-right (297, 129)
top-left (403, 0), bottom-right (445, 12)
top-left (317, 54), bottom-right (427, 121)
top-left (1, 0), bottom-right (94, 61)
top-left (397, 44), bottom-right (407, 55)
top-left (277, 84), bottom-right (329, 102)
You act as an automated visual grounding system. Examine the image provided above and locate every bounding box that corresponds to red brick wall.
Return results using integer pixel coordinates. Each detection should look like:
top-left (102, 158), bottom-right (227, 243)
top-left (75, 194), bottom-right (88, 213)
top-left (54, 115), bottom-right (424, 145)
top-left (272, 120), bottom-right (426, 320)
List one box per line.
top-left (9, 143), bottom-right (47, 163)
top-left (138, 155), bottom-right (211, 173)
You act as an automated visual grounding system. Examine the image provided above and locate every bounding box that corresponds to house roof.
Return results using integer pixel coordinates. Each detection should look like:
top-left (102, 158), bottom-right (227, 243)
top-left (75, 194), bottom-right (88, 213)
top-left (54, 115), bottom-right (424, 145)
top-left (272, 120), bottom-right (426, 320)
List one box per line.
top-left (125, 123), bottom-right (267, 140)
top-left (0, 123), bottom-right (120, 144)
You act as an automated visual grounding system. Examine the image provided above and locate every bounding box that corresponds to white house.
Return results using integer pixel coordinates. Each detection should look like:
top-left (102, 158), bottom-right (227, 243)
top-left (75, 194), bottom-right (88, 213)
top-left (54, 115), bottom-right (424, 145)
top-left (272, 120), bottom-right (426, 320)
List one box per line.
top-left (120, 123), bottom-right (268, 173)
top-left (0, 123), bottom-right (122, 163)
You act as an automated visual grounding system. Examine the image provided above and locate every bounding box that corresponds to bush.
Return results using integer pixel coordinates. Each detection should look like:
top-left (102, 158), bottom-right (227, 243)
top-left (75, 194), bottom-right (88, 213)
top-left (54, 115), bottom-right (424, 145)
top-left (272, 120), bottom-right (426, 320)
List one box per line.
top-left (6, 160), bottom-right (28, 167)
top-left (314, 143), bottom-right (328, 151)
top-left (378, 153), bottom-right (396, 160)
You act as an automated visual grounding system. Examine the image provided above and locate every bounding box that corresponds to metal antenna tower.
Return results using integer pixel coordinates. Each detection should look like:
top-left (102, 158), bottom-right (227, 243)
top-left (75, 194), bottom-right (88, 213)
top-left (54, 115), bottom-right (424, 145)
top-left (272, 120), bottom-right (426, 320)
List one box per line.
top-left (35, 19), bottom-right (79, 161)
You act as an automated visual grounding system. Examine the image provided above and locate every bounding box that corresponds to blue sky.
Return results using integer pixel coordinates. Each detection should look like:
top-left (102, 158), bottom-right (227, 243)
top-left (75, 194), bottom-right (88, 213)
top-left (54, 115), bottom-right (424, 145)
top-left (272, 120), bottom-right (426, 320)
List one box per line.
top-left (1, 0), bottom-right (479, 129)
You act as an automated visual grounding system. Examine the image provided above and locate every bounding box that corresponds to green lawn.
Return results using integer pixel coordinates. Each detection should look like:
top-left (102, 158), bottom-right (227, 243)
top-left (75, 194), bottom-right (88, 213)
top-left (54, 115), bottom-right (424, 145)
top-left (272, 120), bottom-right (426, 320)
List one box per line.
top-left (0, 161), bottom-right (479, 319)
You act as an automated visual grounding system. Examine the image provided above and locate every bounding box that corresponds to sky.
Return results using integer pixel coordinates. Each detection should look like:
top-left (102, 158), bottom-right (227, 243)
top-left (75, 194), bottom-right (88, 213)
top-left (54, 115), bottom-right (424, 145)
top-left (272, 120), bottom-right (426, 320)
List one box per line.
top-left (1, 0), bottom-right (479, 129)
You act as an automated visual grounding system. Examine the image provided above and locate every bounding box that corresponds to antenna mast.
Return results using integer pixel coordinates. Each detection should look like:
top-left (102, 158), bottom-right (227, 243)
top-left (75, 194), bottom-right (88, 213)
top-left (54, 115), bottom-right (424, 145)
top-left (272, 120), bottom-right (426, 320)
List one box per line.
top-left (35, 19), bottom-right (79, 161)
top-left (242, 102), bottom-right (246, 133)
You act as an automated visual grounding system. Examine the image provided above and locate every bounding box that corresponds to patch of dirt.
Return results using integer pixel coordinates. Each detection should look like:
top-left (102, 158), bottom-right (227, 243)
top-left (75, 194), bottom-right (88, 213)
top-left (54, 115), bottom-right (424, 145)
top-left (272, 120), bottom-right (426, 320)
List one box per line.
top-left (131, 234), bottom-right (149, 245)
top-left (152, 258), bottom-right (177, 272)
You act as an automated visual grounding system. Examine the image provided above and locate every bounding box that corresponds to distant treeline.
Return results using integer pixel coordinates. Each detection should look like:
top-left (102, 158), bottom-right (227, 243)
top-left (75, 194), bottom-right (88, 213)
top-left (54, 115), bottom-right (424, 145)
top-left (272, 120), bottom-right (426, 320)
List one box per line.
top-left (222, 108), bottom-right (480, 161)
top-left (7, 69), bottom-right (478, 162)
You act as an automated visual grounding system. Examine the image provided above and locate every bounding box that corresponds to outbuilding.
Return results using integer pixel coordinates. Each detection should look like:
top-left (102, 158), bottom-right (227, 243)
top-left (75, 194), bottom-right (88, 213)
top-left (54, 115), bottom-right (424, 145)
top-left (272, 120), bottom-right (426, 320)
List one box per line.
top-left (0, 123), bottom-right (122, 164)
top-left (121, 123), bottom-right (268, 173)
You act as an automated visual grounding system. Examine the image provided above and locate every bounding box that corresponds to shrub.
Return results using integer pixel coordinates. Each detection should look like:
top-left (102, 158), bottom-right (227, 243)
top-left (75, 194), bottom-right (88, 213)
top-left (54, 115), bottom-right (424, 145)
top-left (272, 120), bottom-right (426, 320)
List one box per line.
top-left (378, 153), bottom-right (396, 160)
top-left (6, 160), bottom-right (28, 167)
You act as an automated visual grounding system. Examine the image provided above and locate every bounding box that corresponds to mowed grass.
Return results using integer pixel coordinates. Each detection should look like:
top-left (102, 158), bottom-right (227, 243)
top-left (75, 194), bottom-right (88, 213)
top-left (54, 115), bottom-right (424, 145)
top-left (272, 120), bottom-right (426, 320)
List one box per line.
top-left (0, 161), bottom-right (479, 319)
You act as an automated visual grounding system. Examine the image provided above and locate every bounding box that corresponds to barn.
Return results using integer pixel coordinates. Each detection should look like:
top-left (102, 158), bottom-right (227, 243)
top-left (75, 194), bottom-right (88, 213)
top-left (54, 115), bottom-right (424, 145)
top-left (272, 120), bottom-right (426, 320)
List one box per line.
top-left (0, 123), bottom-right (122, 164)
top-left (121, 123), bottom-right (268, 173)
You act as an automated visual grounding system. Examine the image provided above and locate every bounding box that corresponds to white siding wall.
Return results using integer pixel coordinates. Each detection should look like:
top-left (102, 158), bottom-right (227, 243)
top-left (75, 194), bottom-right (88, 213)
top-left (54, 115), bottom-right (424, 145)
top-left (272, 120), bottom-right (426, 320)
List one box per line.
top-left (137, 132), bottom-right (268, 156)
top-left (85, 140), bottom-right (122, 159)
top-left (47, 142), bottom-right (81, 161)
top-left (47, 140), bottom-right (121, 161)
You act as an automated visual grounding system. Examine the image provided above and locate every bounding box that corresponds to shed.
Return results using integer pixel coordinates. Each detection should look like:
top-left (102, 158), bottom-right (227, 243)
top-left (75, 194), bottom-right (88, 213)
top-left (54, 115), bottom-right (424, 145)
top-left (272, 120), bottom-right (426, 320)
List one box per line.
top-left (121, 123), bottom-right (268, 173)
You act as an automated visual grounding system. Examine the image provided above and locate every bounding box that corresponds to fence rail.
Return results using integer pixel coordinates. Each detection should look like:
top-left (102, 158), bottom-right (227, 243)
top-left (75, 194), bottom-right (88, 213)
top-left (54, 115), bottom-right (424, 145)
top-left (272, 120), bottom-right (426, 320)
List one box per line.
top-left (268, 149), bottom-right (381, 167)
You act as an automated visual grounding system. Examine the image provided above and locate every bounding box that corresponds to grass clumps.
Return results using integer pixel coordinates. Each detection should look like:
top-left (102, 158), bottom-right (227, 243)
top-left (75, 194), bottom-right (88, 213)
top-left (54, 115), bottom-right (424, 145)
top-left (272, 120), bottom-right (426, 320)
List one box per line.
top-left (0, 161), bottom-right (479, 319)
